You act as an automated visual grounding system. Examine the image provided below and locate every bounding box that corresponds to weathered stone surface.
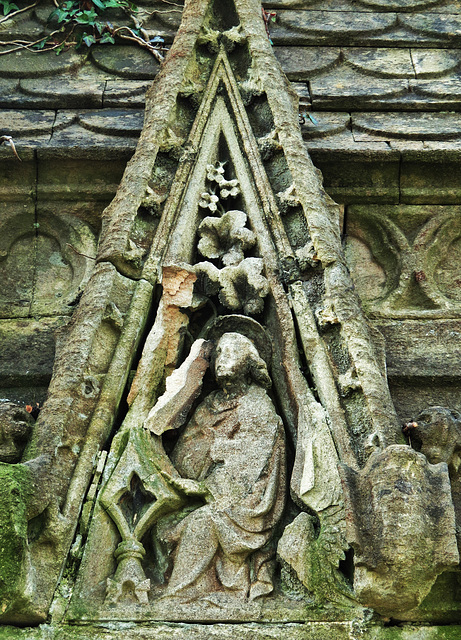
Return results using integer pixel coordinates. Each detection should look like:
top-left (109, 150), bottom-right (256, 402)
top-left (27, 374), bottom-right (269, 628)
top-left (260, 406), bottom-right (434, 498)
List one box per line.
top-left (274, 46), bottom-right (340, 80)
top-left (103, 80), bottom-right (151, 108)
top-left (37, 152), bottom-right (131, 200)
top-left (90, 45), bottom-right (160, 80)
top-left (0, 109), bottom-right (55, 138)
top-left (0, 206), bottom-right (97, 318)
top-left (272, 10), bottom-right (397, 45)
top-left (311, 67), bottom-right (409, 109)
top-left (0, 463), bottom-right (34, 625)
top-left (406, 407), bottom-right (461, 556)
top-left (341, 445), bottom-right (459, 616)
top-left (0, 403), bottom-right (34, 464)
top-left (277, 508), bottom-right (351, 604)
top-left (300, 112), bottom-right (350, 140)
top-left (143, 338), bottom-right (212, 435)
top-left (0, 263), bottom-right (149, 623)
top-left (2, 621), bottom-right (460, 640)
top-left (411, 48), bottom-right (461, 77)
top-left (345, 48), bottom-right (415, 79)
top-left (20, 72), bottom-right (106, 109)
top-left (78, 109), bottom-right (144, 138)
top-left (0, 159), bottom-right (36, 200)
top-left (345, 204), bottom-right (461, 314)
top-left (353, 112), bottom-right (461, 141)
top-left (0, 316), bottom-right (69, 390)
top-left (0, 47), bottom-right (84, 79)
top-left (400, 154), bottom-right (461, 204)
top-left (313, 151), bottom-right (400, 203)
top-left (2, 0), bottom-right (461, 631)
top-left (374, 319), bottom-right (461, 381)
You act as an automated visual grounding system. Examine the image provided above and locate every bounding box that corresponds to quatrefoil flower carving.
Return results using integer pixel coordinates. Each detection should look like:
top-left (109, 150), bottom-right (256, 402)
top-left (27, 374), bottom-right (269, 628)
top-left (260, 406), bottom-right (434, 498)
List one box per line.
top-left (198, 210), bottom-right (256, 266)
top-left (201, 163), bottom-right (241, 203)
top-left (198, 192), bottom-right (220, 213)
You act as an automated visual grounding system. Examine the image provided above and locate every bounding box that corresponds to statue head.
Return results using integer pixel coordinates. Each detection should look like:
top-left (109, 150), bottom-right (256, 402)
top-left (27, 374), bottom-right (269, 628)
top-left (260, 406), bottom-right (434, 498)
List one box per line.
top-left (213, 332), bottom-right (271, 390)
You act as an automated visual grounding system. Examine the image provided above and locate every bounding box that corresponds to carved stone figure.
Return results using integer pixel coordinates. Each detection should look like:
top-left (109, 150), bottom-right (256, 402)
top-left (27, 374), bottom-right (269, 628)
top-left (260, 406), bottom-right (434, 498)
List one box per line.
top-left (340, 444), bottom-right (459, 616)
top-left (407, 406), bottom-right (461, 550)
top-left (155, 327), bottom-right (286, 603)
top-left (407, 406), bottom-right (461, 469)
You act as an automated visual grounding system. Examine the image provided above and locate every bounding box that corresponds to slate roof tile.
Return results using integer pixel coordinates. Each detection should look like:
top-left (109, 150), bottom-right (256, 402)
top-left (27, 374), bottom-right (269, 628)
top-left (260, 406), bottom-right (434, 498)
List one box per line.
top-left (1, 0), bottom-right (460, 162)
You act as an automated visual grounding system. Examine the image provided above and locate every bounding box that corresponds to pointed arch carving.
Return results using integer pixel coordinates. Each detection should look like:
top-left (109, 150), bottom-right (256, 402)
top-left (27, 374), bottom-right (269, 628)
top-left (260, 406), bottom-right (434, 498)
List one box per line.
top-left (5, 0), bottom-right (453, 628)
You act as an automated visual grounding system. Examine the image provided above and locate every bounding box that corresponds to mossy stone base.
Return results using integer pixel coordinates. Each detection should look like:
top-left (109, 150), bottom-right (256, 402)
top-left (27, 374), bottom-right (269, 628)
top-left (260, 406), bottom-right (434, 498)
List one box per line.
top-left (0, 463), bottom-right (33, 622)
top-left (0, 623), bottom-right (460, 640)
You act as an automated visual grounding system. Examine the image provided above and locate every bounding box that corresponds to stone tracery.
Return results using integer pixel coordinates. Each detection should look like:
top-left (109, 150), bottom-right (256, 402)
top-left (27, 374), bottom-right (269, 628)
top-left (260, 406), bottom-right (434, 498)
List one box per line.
top-left (0, 0), bottom-right (460, 634)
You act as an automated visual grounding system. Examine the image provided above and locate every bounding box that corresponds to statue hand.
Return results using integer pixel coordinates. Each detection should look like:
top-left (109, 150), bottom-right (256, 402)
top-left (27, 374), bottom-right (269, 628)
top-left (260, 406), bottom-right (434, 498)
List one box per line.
top-left (161, 471), bottom-right (210, 498)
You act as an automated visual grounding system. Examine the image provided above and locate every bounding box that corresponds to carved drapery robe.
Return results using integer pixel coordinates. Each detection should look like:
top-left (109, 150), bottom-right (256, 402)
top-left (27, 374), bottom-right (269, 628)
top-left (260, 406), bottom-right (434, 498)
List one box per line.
top-left (158, 383), bottom-right (286, 601)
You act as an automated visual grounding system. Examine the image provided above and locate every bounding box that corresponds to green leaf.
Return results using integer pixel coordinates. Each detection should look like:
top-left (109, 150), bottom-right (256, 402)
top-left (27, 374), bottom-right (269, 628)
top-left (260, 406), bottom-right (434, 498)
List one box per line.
top-left (75, 8), bottom-right (98, 24)
top-left (1, 0), bottom-right (19, 15)
top-left (91, 0), bottom-right (106, 10)
top-left (82, 33), bottom-right (96, 46)
top-left (100, 32), bottom-right (114, 43)
top-left (49, 7), bottom-right (70, 22)
top-left (32, 37), bottom-right (48, 50)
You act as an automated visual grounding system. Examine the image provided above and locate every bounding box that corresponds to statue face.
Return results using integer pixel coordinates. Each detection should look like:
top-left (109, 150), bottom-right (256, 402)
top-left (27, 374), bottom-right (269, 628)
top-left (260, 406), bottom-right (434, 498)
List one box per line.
top-left (214, 333), bottom-right (257, 387)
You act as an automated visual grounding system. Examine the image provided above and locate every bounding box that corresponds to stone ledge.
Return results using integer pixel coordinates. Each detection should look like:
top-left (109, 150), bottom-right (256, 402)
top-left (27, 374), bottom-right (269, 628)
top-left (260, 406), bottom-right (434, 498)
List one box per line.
top-left (0, 623), bottom-right (459, 640)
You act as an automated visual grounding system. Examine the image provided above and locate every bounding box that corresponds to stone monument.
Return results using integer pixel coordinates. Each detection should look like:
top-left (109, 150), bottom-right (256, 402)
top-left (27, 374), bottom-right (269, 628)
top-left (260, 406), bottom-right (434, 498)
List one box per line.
top-left (0, 0), bottom-right (460, 637)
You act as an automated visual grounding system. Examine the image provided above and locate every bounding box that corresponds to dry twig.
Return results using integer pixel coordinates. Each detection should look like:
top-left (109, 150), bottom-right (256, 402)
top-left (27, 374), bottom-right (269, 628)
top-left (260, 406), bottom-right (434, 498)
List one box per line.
top-left (0, 135), bottom-right (21, 161)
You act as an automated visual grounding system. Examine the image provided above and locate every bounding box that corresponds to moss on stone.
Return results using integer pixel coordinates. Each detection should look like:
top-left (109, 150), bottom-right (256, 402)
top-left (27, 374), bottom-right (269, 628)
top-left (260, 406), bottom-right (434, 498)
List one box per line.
top-left (0, 462), bottom-right (33, 619)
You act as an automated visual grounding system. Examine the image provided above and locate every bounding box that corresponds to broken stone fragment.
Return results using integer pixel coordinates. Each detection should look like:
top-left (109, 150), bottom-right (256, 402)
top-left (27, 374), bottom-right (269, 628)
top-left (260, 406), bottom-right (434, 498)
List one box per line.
top-left (143, 338), bottom-right (213, 436)
top-left (277, 505), bottom-right (351, 605)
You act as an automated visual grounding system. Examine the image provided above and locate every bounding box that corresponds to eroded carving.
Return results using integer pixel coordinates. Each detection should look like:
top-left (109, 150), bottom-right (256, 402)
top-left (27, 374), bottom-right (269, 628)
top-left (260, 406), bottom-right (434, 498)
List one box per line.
top-left (0, 402), bottom-right (34, 464)
top-left (99, 318), bottom-right (285, 606)
top-left (153, 321), bottom-right (285, 604)
top-left (100, 339), bottom-right (212, 605)
top-left (406, 406), bottom-right (461, 551)
top-left (193, 161), bottom-right (269, 315)
top-left (340, 445), bottom-right (459, 615)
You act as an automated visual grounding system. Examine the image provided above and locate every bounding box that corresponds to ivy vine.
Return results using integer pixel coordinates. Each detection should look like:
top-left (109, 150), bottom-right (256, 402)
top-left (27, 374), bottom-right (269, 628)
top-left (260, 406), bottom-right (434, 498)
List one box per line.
top-left (0, 0), bottom-right (181, 58)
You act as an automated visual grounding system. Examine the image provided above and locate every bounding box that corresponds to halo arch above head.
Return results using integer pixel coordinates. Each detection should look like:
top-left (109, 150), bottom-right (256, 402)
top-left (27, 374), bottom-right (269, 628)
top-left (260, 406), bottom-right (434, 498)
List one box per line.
top-left (207, 315), bottom-right (272, 369)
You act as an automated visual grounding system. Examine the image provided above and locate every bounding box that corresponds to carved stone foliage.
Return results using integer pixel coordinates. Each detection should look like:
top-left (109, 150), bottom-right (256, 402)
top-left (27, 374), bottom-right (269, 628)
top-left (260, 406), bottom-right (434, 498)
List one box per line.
top-left (345, 205), bottom-right (461, 317)
top-left (194, 162), bottom-right (269, 316)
